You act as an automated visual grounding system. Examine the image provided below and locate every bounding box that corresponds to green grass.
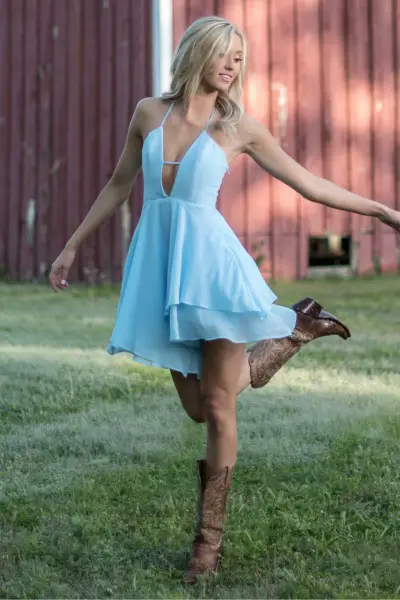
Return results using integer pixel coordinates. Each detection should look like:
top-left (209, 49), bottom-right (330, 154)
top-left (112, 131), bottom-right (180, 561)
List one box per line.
top-left (1, 276), bottom-right (400, 598)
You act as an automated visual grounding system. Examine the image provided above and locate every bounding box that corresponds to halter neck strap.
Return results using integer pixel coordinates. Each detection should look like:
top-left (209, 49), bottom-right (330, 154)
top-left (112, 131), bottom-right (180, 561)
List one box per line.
top-left (204, 106), bottom-right (215, 131)
top-left (161, 101), bottom-right (215, 130)
top-left (161, 101), bottom-right (175, 126)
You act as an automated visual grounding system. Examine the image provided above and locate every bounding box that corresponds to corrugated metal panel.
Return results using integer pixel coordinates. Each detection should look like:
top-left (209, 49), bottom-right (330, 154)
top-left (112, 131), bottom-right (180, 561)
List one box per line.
top-left (0, 0), bottom-right (151, 282)
top-left (172, 0), bottom-right (400, 279)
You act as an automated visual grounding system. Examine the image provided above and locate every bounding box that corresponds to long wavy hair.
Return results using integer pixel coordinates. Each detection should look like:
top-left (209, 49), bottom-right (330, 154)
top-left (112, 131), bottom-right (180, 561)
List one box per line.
top-left (162, 16), bottom-right (247, 136)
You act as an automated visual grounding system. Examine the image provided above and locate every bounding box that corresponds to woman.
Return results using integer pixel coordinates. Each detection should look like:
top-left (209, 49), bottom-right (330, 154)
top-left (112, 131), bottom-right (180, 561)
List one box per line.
top-left (49, 16), bottom-right (400, 583)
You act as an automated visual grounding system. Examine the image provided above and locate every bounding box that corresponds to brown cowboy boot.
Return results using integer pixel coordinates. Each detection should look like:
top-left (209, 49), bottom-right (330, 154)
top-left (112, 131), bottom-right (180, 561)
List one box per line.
top-left (247, 297), bottom-right (351, 389)
top-left (183, 459), bottom-right (234, 584)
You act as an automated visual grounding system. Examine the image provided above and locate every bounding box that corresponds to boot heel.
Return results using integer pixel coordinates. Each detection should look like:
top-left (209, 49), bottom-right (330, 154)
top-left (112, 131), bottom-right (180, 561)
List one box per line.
top-left (292, 297), bottom-right (351, 339)
top-left (292, 297), bottom-right (323, 317)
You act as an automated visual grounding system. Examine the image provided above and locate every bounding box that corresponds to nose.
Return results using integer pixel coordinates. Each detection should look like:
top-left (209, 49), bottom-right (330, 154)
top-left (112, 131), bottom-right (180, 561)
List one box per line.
top-left (223, 55), bottom-right (234, 71)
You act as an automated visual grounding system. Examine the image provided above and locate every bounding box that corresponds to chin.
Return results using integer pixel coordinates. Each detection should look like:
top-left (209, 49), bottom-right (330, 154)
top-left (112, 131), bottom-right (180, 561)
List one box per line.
top-left (214, 82), bottom-right (231, 93)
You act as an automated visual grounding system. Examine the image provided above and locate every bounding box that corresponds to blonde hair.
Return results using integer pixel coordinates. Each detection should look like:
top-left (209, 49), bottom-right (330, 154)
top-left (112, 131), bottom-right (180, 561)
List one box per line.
top-left (162, 16), bottom-right (247, 136)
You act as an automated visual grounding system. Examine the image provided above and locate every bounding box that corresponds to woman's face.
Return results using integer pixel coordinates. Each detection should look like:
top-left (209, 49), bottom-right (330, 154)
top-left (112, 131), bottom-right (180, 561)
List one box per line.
top-left (202, 33), bottom-right (243, 92)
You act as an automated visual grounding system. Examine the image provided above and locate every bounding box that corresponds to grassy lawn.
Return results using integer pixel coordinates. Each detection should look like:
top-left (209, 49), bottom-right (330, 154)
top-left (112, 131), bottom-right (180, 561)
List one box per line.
top-left (1, 276), bottom-right (400, 598)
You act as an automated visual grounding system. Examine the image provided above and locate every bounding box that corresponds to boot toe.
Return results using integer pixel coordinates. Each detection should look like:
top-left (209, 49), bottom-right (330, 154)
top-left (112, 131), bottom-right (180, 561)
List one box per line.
top-left (318, 310), bottom-right (351, 339)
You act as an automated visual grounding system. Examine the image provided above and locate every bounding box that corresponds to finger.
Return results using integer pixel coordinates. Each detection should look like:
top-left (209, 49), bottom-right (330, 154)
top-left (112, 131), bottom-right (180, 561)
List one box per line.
top-left (49, 276), bottom-right (58, 292)
top-left (55, 266), bottom-right (66, 286)
top-left (51, 277), bottom-right (62, 292)
top-left (50, 265), bottom-right (69, 292)
top-left (50, 271), bottom-right (64, 292)
top-left (58, 267), bottom-right (69, 285)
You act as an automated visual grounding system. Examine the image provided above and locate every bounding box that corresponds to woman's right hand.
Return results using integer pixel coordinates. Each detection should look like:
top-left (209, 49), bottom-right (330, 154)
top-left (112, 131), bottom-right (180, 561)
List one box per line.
top-left (49, 246), bottom-right (76, 292)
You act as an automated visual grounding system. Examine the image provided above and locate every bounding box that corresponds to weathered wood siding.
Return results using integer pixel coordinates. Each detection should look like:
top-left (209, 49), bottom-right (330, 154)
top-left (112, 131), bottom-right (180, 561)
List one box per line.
top-left (173, 0), bottom-right (400, 279)
top-left (0, 0), bottom-right (151, 282)
top-left (1, 0), bottom-right (399, 281)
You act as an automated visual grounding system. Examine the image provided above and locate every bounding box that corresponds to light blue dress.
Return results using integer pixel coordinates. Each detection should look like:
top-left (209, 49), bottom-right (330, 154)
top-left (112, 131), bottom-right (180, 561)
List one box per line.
top-left (106, 101), bottom-right (297, 378)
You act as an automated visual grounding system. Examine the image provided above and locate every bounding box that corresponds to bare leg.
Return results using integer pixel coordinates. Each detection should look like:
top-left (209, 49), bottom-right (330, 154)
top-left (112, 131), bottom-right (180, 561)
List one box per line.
top-left (201, 339), bottom-right (247, 469)
top-left (170, 370), bottom-right (205, 423)
top-left (170, 352), bottom-right (250, 424)
top-left (172, 297), bottom-right (350, 422)
top-left (182, 339), bottom-right (245, 584)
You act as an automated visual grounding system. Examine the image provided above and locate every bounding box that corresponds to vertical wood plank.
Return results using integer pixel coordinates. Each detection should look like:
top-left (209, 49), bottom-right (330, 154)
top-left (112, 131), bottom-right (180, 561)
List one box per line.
top-left (242, 0), bottom-right (272, 279)
top-left (188, 0), bottom-right (214, 22)
top-left (269, 0), bottom-right (299, 280)
top-left (173, 0), bottom-right (188, 48)
top-left (370, 0), bottom-right (397, 272)
top-left (295, 0), bottom-right (325, 268)
top-left (218, 0), bottom-right (247, 247)
top-left (65, 0), bottom-right (82, 282)
top-left (0, 0), bottom-right (11, 274)
top-left (129, 0), bottom-right (148, 233)
top-left (293, 0), bottom-right (308, 278)
top-left (321, 0), bottom-right (350, 236)
top-left (49, 0), bottom-right (68, 271)
top-left (36, 0), bottom-right (53, 280)
top-left (80, 0), bottom-right (99, 283)
top-left (97, 0), bottom-right (113, 282)
top-left (347, 0), bottom-right (373, 275)
top-left (395, 0), bottom-right (400, 217)
top-left (111, 0), bottom-right (130, 281)
top-left (8, 0), bottom-right (25, 279)
top-left (19, 0), bottom-right (38, 280)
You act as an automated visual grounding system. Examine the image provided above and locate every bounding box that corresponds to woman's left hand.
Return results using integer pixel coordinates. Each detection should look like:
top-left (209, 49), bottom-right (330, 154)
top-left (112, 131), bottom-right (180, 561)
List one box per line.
top-left (379, 207), bottom-right (400, 232)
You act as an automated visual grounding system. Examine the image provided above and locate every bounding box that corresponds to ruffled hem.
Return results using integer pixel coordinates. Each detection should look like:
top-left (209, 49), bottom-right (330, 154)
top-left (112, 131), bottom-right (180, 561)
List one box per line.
top-left (106, 342), bottom-right (202, 378)
top-left (106, 198), bottom-right (297, 378)
top-left (164, 219), bottom-right (278, 317)
top-left (168, 302), bottom-right (296, 343)
top-left (106, 300), bottom-right (296, 379)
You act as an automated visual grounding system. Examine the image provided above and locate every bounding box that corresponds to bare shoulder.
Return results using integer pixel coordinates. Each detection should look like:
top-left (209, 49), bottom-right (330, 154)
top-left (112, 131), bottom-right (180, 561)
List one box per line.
top-left (130, 96), bottom-right (171, 138)
top-left (236, 112), bottom-right (267, 148)
top-left (135, 96), bottom-right (168, 116)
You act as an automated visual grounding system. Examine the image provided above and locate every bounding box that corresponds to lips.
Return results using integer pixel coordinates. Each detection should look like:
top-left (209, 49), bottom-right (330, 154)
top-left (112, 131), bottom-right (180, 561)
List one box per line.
top-left (219, 74), bottom-right (232, 82)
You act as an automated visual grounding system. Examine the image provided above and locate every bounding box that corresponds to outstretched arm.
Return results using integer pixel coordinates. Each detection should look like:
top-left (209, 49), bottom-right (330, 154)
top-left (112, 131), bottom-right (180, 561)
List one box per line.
top-left (64, 100), bottom-right (145, 251)
top-left (241, 115), bottom-right (400, 231)
top-left (49, 99), bottom-right (147, 291)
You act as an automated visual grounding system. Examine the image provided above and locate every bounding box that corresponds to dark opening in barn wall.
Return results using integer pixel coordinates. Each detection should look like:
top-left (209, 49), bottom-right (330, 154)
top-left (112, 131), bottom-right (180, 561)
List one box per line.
top-left (308, 235), bottom-right (352, 268)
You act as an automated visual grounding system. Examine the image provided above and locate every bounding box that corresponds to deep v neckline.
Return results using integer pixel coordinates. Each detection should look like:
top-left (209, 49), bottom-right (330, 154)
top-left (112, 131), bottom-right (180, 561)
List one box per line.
top-left (160, 101), bottom-right (214, 198)
top-left (160, 128), bottom-right (208, 198)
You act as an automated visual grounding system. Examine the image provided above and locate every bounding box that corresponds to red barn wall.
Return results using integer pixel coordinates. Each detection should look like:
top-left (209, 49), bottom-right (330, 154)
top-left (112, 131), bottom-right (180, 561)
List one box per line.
top-left (0, 0), bottom-right (151, 283)
top-left (173, 0), bottom-right (400, 279)
top-left (1, 0), bottom-right (399, 282)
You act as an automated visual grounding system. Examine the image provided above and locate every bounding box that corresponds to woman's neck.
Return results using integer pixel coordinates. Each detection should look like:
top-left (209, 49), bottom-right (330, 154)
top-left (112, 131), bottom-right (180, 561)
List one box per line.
top-left (181, 91), bottom-right (218, 126)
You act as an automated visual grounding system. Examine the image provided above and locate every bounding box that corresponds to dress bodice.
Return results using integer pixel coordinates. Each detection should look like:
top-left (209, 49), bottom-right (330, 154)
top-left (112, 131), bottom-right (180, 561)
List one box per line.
top-left (141, 101), bottom-right (229, 207)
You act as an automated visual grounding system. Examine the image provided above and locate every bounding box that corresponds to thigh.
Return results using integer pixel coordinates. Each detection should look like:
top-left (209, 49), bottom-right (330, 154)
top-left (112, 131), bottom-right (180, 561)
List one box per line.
top-left (200, 338), bottom-right (247, 398)
top-left (170, 369), bottom-right (201, 400)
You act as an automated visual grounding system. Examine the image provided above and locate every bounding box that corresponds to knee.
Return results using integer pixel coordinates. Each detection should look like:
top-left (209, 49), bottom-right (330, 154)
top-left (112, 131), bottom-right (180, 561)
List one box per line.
top-left (187, 409), bottom-right (205, 424)
top-left (203, 389), bottom-right (235, 431)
